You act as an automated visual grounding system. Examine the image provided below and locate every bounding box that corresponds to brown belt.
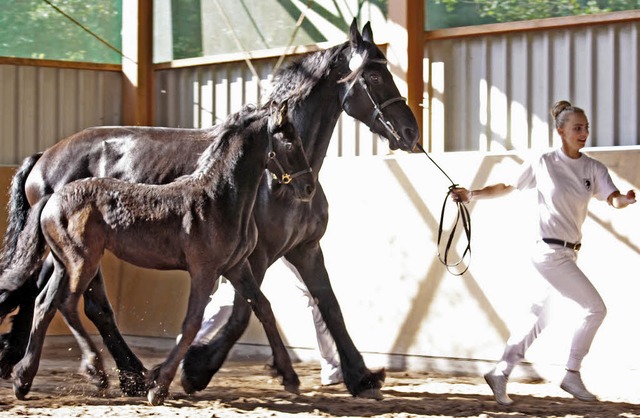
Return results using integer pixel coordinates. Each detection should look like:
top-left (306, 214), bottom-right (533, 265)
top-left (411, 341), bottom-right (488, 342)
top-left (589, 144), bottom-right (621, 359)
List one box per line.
top-left (542, 238), bottom-right (581, 251)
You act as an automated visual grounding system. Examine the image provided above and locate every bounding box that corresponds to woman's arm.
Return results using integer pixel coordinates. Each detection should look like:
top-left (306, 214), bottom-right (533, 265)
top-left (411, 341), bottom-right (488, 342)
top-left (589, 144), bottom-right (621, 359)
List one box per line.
top-left (451, 183), bottom-right (515, 204)
top-left (608, 189), bottom-right (637, 208)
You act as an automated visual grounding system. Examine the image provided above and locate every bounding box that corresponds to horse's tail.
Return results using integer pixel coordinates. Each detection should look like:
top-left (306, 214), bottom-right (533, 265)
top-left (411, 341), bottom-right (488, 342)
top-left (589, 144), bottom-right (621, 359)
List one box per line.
top-left (0, 195), bottom-right (50, 321)
top-left (0, 152), bottom-right (43, 271)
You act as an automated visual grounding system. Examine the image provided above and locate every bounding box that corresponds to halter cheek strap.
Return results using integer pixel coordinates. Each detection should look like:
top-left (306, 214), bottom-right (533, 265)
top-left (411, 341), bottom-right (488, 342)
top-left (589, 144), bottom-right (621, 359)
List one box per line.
top-left (340, 58), bottom-right (407, 142)
top-left (267, 150), bottom-right (313, 185)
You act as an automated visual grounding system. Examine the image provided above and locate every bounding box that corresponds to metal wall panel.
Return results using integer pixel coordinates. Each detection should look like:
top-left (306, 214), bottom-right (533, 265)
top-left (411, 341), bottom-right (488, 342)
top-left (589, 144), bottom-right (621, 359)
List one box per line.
top-left (423, 21), bottom-right (640, 152)
top-left (154, 58), bottom-right (388, 157)
top-left (0, 65), bottom-right (122, 165)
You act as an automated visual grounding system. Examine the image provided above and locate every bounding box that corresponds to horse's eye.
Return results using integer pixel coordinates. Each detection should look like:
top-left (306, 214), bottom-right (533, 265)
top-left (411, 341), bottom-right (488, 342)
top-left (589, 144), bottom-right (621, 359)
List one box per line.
top-left (369, 73), bottom-right (382, 84)
top-left (284, 142), bottom-right (293, 151)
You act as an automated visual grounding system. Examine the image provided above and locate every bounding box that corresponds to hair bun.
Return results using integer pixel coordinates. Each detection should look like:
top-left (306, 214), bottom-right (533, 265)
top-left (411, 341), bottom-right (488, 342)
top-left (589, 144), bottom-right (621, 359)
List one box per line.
top-left (551, 100), bottom-right (572, 119)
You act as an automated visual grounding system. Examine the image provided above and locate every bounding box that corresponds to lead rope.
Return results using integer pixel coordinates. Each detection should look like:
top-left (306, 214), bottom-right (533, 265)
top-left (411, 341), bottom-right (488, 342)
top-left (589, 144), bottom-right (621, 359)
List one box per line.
top-left (415, 143), bottom-right (472, 276)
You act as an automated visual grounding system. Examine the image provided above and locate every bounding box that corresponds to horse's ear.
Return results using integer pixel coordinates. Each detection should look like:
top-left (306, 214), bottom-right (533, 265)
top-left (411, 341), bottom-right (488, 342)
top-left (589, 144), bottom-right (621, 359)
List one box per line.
top-left (362, 21), bottom-right (374, 44)
top-left (348, 18), bottom-right (363, 51)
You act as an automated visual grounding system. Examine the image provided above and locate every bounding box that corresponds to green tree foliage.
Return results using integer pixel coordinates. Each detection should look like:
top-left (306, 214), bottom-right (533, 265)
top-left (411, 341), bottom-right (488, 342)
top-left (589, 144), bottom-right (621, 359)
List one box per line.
top-left (433, 0), bottom-right (639, 24)
top-left (0, 0), bottom-right (121, 63)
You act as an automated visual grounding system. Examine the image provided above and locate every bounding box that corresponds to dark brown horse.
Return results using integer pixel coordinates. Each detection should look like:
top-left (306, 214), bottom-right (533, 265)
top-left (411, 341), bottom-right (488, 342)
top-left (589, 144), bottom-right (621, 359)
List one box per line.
top-left (8, 103), bottom-right (314, 405)
top-left (0, 20), bottom-right (419, 399)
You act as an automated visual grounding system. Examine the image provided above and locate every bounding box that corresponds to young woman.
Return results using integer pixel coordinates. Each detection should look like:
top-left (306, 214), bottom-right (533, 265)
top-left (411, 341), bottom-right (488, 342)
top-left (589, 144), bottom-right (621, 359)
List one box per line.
top-left (452, 100), bottom-right (636, 405)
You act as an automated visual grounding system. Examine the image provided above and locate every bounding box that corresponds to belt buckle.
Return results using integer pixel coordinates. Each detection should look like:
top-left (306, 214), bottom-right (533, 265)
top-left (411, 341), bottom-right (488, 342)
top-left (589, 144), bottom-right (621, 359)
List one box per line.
top-left (571, 242), bottom-right (581, 251)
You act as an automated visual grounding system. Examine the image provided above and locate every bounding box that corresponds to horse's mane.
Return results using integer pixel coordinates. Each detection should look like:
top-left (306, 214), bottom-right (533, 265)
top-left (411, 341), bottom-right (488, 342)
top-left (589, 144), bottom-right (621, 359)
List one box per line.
top-left (267, 43), bottom-right (349, 106)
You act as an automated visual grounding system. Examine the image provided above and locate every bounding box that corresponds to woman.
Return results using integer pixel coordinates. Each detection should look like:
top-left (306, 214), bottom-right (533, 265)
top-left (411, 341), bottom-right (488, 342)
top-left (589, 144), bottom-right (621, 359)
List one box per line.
top-left (452, 100), bottom-right (636, 405)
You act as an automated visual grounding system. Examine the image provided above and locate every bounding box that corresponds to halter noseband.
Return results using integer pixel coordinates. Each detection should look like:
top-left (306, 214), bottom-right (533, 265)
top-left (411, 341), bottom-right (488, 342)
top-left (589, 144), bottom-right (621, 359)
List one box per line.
top-left (341, 57), bottom-right (407, 142)
top-left (266, 134), bottom-right (313, 185)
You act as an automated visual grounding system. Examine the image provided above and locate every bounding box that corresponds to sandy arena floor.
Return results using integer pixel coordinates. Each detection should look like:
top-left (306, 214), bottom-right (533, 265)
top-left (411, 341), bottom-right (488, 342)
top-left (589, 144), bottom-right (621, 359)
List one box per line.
top-left (0, 336), bottom-right (638, 417)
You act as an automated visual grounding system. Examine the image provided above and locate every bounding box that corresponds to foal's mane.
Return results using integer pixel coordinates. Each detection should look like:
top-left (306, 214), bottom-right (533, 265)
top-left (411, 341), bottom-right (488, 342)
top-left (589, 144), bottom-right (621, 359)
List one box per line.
top-left (193, 104), bottom-right (268, 181)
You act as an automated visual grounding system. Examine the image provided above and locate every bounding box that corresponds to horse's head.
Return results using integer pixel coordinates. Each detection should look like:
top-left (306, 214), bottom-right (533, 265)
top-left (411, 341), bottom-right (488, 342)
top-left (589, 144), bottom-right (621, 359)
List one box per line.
top-left (338, 19), bottom-right (420, 151)
top-left (267, 102), bottom-right (315, 202)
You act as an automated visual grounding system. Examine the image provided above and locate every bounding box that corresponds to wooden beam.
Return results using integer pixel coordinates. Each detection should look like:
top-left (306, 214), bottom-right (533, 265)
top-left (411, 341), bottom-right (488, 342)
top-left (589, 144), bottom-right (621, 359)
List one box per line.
top-left (388, 0), bottom-right (424, 148)
top-left (122, 0), bottom-right (154, 126)
top-left (406, 0), bottom-right (424, 146)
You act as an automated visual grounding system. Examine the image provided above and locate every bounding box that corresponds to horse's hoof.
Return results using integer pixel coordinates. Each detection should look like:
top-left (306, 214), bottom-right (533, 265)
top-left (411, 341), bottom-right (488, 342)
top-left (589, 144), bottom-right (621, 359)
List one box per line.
top-left (81, 364), bottom-right (109, 390)
top-left (13, 380), bottom-right (30, 400)
top-left (356, 388), bottom-right (383, 400)
top-left (119, 370), bottom-right (148, 397)
top-left (284, 382), bottom-right (300, 395)
top-left (180, 368), bottom-right (211, 394)
top-left (147, 385), bottom-right (168, 406)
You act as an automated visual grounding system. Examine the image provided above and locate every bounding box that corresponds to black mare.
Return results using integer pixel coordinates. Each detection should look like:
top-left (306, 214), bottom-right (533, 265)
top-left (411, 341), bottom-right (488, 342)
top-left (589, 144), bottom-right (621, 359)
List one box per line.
top-left (7, 103), bottom-right (314, 405)
top-left (0, 20), bottom-right (419, 399)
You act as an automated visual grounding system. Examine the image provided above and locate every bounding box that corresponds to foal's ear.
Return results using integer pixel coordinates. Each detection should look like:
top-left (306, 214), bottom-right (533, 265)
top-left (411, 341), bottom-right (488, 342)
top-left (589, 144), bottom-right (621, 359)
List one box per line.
top-left (362, 21), bottom-right (374, 44)
top-left (269, 101), bottom-right (288, 131)
top-left (348, 18), bottom-right (363, 51)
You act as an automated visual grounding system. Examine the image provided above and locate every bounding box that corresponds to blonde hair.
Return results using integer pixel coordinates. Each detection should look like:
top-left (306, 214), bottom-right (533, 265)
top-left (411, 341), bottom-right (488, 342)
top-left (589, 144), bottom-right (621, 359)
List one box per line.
top-left (550, 100), bottom-right (586, 129)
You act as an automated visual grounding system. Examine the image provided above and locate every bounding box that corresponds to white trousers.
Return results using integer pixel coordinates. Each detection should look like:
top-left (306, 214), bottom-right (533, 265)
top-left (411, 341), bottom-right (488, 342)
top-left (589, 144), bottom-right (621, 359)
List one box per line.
top-left (497, 244), bottom-right (607, 375)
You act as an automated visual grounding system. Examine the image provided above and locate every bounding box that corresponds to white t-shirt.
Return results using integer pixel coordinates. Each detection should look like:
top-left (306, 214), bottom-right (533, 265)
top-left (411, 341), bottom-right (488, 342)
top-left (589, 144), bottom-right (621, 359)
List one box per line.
top-left (515, 149), bottom-right (618, 243)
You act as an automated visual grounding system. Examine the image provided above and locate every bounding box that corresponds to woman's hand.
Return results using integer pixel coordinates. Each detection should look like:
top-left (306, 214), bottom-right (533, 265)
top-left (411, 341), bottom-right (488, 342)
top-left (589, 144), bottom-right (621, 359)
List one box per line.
top-left (451, 187), bottom-right (472, 204)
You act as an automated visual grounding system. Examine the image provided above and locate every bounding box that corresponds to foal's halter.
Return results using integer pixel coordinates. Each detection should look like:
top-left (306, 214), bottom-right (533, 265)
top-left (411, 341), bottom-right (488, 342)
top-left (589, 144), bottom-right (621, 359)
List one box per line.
top-left (266, 134), bottom-right (313, 185)
top-left (341, 57), bottom-right (407, 143)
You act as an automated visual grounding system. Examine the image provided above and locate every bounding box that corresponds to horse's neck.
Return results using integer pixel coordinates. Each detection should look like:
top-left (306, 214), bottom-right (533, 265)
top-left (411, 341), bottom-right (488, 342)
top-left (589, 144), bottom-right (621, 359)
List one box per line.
top-left (294, 81), bottom-right (342, 173)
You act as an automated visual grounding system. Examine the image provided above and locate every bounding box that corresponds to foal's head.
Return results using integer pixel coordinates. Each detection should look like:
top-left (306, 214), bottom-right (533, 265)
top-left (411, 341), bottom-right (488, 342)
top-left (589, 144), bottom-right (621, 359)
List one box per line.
top-left (266, 102), bottom-right (315, 202)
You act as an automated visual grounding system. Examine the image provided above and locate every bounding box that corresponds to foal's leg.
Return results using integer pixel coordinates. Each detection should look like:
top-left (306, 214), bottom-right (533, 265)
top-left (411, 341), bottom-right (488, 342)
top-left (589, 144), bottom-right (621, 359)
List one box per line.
top-left (13, 258), bottom-right (67, 399)
top-left (180, 289), bottom-right (252, 394)
top-left (60, 275), bottom-right (109, 392)
top-left (225, 261), bottom-right (299, 394)
top-left (83, 268), bottom-right (147, 395)
top-left (284, 243), bottom-right (384, 399)
top-left (146, 269), bottom-right (215, 406)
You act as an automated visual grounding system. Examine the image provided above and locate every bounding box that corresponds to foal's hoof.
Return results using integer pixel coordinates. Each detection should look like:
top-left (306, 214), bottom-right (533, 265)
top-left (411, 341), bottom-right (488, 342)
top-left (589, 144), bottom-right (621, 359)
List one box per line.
top-left (147, 385), bottom-right (168, 406)
top-left (13, 380), bottom-right (31, 400)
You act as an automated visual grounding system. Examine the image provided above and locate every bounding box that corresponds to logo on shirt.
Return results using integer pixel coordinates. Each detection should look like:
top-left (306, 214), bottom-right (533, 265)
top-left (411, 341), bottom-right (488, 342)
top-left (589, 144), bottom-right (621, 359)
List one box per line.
top-left (583, 178), bottom-right (592, 191)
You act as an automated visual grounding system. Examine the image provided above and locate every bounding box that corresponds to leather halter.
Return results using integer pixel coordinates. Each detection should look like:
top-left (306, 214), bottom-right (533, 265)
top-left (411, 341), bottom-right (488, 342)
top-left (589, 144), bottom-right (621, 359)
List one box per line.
top-left (266, 133), bottom-right (312, 185)
top-left (341, 57), bottom-right (407, 142)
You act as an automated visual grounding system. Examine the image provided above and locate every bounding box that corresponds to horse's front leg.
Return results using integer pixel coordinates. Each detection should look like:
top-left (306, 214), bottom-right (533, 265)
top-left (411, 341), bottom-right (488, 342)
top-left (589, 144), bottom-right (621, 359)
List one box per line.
top-left (226, 261), bottom-right (300, 394)
top-left (146, 270), bottom-right (215, 406)
top-left (83, 267), bottom-right (147, 396)
top-left (283, 242), bottom-right (385, 399)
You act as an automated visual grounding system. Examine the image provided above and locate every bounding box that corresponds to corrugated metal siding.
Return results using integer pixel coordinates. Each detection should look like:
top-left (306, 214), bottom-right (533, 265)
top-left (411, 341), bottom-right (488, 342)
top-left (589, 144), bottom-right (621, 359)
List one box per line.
top-left (0, 65), bottom-right (122, 165)
top-left (423, 20), bottom-right (640, 152)
top-left (154, 58), bottom-right (388, 157)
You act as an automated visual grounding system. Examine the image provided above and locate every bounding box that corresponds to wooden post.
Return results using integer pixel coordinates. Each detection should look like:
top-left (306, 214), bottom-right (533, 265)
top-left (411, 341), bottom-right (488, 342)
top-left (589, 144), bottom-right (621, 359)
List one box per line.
top-left (388, 0), bottom-right (424, 147)
top-left (122, 0), bottom-right (154, 126)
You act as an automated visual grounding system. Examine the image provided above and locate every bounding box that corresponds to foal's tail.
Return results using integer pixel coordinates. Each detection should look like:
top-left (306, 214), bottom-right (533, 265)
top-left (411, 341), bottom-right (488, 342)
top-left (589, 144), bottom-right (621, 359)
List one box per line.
top-left (0, 195), bottom-right (50, 321)
top-left (0, 152), bottom-right (42, 271)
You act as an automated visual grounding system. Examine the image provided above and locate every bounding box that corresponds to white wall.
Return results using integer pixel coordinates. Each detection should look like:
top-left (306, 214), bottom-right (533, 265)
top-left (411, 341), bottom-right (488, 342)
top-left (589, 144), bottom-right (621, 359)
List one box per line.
top-left (247, 148), bottom-right (640, 399)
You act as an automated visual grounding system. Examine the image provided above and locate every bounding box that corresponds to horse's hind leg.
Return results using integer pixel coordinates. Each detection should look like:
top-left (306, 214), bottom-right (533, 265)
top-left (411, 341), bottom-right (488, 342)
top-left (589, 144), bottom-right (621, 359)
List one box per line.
top-left (226, 262), bottom-right (300, 394)
top-left (62, 285), bottom-right (109, 392)
top-left (83, 267), bottom-right (147, 396)
top-left (0, 271), bottom-right (39, 379)
top-left (13, 258), bottom-right (67, 399)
